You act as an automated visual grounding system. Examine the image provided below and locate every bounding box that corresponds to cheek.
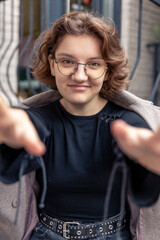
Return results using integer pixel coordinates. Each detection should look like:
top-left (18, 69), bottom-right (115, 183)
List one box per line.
top-left (55, 75), bottom-right (66, 89)
top-left (103, 72), bottom-right (108, 82)
top-left (94, 77), bottom-right (106, 88)
top-left (96, 79), bottom-right (106, 92)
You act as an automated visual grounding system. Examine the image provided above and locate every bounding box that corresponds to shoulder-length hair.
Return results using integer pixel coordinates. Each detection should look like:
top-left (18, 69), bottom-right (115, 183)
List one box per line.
top-left (31, 11), bottom-right (129, 98)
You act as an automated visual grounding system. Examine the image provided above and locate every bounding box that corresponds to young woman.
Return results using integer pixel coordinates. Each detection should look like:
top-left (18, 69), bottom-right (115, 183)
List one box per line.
top-left (0, 11), bottom-right (159, 240)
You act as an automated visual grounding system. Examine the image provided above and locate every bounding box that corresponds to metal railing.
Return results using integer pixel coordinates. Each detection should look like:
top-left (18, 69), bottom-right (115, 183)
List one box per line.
top-left (0, 0), bottom-right (62, 105)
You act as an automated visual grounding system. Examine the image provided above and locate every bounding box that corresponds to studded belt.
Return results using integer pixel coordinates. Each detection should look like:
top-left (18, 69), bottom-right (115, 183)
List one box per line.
top-left (39, 211), bottom-right (128, 239)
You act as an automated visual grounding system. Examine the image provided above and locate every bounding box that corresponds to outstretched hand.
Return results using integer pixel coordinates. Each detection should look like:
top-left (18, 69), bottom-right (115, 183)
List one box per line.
top-left (111, 120), bottom-right (160, 175)
top-left (0, 97), bottom-right (46, 156)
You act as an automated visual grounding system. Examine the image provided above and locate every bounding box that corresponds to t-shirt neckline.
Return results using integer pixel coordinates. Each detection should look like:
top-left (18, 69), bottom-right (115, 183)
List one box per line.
top-left (57, 100), bottom-right (111, 119)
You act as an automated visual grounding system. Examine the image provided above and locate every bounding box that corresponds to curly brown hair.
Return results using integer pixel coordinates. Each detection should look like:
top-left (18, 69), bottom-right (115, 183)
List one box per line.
top-left (31, 11), bottom-right (130, 98)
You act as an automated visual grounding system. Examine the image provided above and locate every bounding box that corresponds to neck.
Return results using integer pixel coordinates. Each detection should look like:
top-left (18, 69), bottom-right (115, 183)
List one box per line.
top-left (60, 96), bottom-right (107, 116)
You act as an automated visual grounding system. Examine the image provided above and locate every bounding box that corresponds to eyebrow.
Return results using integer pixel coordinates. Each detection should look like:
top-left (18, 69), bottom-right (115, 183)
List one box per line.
top-left (56, 53), bottom-right (103, 60)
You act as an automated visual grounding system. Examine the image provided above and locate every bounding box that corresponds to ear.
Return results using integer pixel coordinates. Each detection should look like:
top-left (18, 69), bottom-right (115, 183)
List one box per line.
top-left (48, 55), bottom-right (55, 76)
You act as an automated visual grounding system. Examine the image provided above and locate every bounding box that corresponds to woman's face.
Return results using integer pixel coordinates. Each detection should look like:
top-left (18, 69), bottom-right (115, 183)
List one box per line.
top-left (49, 34), bottom-right (107, 115)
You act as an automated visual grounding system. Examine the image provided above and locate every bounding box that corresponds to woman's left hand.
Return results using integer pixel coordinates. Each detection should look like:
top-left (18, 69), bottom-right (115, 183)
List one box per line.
top-left (111, 120), bottom-right (160, 175)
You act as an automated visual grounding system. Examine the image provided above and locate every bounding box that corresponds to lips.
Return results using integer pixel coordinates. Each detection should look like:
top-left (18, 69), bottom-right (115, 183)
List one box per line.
top-left (68, 85), bottom-right (90, 90)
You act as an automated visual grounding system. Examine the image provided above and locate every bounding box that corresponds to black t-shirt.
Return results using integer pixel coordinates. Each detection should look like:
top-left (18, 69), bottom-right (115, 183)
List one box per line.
top-left (0, 100), bottom-right (159, 223)
top-left (26, 100), bottom-right (160, 221)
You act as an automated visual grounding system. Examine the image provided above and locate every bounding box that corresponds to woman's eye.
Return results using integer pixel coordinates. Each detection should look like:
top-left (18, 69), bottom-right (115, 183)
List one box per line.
top-left (88, 62), bottom-right (101, 67)
top-left (61, 59), bottom-right (74, 65)
top-left (92, 62), bottom-right (99, 66)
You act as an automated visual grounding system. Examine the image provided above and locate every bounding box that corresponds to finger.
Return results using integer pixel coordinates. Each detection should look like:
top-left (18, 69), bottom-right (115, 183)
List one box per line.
top-left (24, 139), bottom-right (46, 156)
top-left (111, 120), bottom-right (129, 141)
top-left (151, 127), bottom-right (160, 140)
top-left (21, 129), bottom-right (46, 156)
top-left (0, 97), bottom-right (9, 115)
top-left (110, 120), bottom-right (141, 159)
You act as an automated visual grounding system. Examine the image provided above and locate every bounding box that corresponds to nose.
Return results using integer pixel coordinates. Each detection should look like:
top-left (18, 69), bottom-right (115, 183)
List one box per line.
top-left (72, 64), bottom-right (88, 82)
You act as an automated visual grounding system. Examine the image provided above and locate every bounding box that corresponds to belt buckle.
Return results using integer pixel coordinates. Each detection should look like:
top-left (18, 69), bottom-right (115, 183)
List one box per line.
top-left (63, 221), bottom-right (80, 239)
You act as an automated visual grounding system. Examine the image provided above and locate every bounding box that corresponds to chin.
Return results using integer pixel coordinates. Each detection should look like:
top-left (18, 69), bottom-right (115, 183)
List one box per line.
top-left (63, 93), bottom-right (88, 103)
top-left (69, 98), bottom-right (88, 105)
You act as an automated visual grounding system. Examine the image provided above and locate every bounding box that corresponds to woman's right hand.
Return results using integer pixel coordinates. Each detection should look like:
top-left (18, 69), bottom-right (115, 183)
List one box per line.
top-left (0, 97), bottom-right (46, 156)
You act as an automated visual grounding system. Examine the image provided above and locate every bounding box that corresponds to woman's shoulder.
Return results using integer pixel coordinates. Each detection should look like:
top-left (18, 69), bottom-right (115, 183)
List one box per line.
top-left (23, 100), bottom-right (61, 130)
top-left (107, 101), bottom-right (150, 129)
top-left (25, 100), bottom-right (59, 116)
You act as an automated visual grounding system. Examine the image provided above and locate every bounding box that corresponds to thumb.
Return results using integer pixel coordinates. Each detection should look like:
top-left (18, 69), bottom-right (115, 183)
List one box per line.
top-left (111, 120), bottom-right (129, 141)
top-left (21, 130), bottom-right (46, 156)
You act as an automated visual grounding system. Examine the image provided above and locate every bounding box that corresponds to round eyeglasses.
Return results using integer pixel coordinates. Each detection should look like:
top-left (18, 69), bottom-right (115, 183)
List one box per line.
top-left (54, 57), bottom-right (108, 80)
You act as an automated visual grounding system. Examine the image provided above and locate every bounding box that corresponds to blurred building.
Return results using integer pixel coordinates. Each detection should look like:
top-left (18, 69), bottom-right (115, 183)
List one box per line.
top-left (0, 0), bottom-right (160, 105)
top-left (122, 0), bottom-right (160, 104)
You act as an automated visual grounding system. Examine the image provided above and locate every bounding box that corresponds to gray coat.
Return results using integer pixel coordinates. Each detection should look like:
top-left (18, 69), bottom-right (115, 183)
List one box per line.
top-left (0, 90), bottom-right (160, 240)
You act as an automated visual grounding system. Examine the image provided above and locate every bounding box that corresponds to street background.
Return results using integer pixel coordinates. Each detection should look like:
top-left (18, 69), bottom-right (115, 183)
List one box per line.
top-left (0, 0), bottom-right (160, 105)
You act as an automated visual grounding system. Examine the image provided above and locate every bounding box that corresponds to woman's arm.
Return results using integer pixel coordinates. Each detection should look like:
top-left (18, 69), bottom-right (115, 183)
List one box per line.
top-left (0, 96), bottom-right (45, 156)
top-left (111, 120), bottom-right (160, 175)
